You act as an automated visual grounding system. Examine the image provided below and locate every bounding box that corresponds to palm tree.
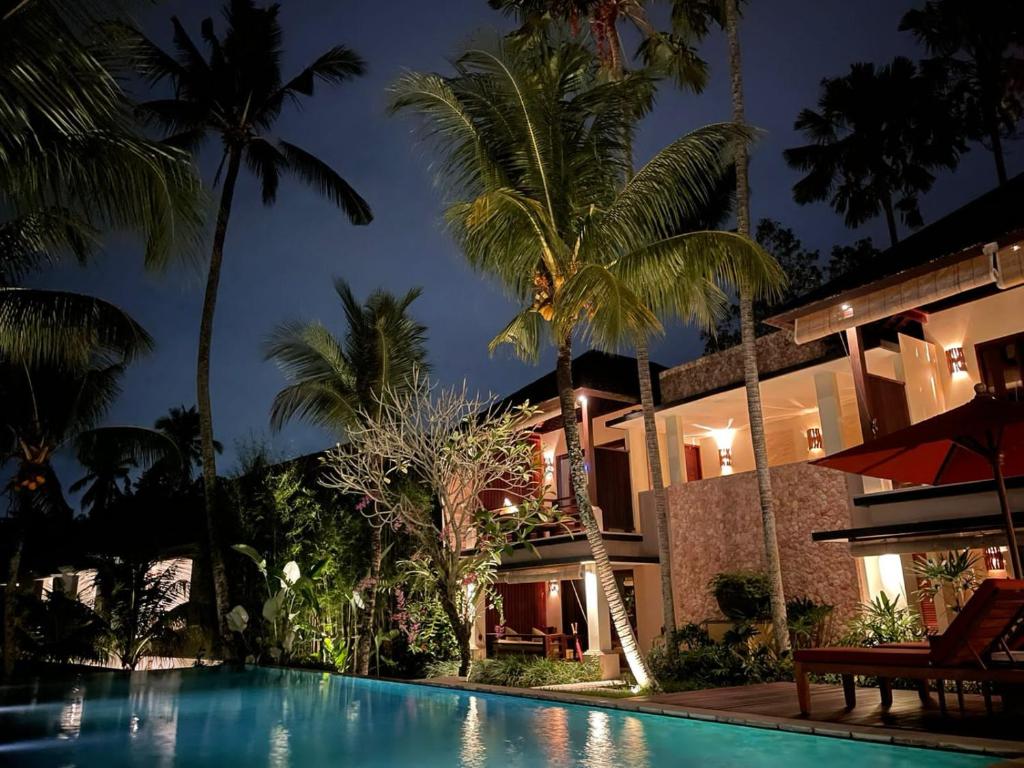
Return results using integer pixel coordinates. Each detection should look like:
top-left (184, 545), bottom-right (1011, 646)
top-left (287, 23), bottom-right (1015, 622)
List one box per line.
top-left (127, 0), bottom-right (374, 635)
top-left (901, 0), bottom-right (1024, 186)
top-left (391, 35), bottom-right (780, 686)
top-left (71, 427), bottom-right (180, 516)
top-left (264, 278), bottom-right (427, 674)
top-left (0, 357), bottom-right (135, 675)
top-left (154, 405), bottom-right (222, 489)
top-left (489, 3), bottom-right (714, 640)
top-left (783, 57), bottom-right (962, 248)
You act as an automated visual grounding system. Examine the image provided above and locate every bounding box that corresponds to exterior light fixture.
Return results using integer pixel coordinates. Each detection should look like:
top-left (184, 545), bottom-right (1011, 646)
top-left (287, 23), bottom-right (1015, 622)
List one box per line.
top-left (718, 448), bottom-right (733, 471)
top-left (549, 580), bottom-right (560, 596)
top-left (839, 302), bottom-right (854, 319)
top-left (945, 346), bottom-right (968, 376)
top-left (543, 449), bottom-right (555, 480)
top-left (502, 497), bottom-right (518, 515)
top-left (577, 394), bottom-right (588, 405)
top-left (806, 427), bottom-right (824, 453)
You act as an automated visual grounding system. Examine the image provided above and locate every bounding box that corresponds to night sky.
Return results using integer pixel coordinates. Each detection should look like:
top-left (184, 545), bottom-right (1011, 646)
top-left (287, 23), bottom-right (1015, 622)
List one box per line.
top-left (40, 0), bottom-right (1020, 483)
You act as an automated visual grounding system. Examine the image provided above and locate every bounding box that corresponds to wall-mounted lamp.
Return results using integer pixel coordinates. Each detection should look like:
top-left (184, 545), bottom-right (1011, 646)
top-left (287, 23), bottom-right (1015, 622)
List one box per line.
top-left (839, 302), bottom-right (854, 320)
top-left (945, 346), bottom-right (968, 376)
top-left (718, 448), bottom-right (733, 474)
top-left (549, 580), bottom-right (560, 596)
top-left (806, 427), bottom-right (824, 453)
top-left (577, 394), bottom-right (588, 406)
top-left (542, 449), bottom-right (555, 480)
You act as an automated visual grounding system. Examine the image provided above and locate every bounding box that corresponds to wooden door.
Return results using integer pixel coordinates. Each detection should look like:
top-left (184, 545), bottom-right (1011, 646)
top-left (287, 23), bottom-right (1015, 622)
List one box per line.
top-left (595, 447), bottom-right (634, 531)
top-left (867, 374), bottom-right (911, 436)
top-left (976, 333), bottom-right (1024, 401)
top-left (684, 444), bottom-right (703, 481)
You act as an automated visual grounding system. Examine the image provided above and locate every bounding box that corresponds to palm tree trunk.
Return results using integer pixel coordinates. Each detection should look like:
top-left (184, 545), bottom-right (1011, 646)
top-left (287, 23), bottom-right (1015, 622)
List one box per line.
top-left (635, 339), bottom-right (676, 642)
top-left (197, 146), bottom-right (242, 644)
top-left (2, 527), bottom-right (24, 678)
top-left (725, 0), bottom-right (789, 653)
top-left (986, 110), bottom-right (1008, 187)
top-left (557, 339), bottom-right (653, 687)
top-left (356, 525), bottom-right (382, 675)
top-left (880, 193), bottom-right (899, 249)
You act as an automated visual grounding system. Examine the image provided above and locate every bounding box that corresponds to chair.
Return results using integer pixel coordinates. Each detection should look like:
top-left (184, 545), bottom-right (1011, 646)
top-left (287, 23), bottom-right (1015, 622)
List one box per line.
top-left (793, 579), bottom-right (1024, 715)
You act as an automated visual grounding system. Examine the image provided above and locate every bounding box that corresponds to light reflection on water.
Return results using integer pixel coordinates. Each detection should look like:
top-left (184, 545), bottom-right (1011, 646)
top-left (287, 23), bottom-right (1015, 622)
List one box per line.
top-left (0, 667), bottom-right (993, 768)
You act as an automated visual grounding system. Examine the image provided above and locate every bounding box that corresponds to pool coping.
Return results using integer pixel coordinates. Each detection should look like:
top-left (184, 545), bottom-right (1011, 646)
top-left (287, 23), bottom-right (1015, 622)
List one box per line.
top-left (406, 676), bottom-right (1024, 762)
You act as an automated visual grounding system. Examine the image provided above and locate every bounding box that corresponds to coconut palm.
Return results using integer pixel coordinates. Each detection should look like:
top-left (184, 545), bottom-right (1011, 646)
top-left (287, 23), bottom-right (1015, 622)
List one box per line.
top-left (489, 0), bottom-right (708, 88)
top-left (391, 35), bottom-right (780, 686)
top-left (900, 0), bottom-right (1024, 186)
top-left (126, 0), bottom-right (374, 634)
top-left (264, 278), bottom-right (427, 673)
top-left (0, 357), bottom-right (133, 675)
top-left (71, 427), bottom-right (181, 516)
top-left (489, 0), bottom-right (717, 648)
top-left (783, 57), bottom-right (962, 248)
top-left (154, 405), bottom-right (222, 489)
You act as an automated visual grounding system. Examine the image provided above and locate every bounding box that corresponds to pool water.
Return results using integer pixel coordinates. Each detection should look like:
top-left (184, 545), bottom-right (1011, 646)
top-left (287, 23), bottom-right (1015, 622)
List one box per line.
top-left (0, 667), bottom-right (995, 767)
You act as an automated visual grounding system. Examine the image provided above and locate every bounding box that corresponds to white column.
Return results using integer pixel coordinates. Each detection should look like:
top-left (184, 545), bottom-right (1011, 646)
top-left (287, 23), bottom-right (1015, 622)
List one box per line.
top-left (468, 584), bottom-right (487, 660)
top-left (583, 562), bottom-right (613, 653)
top-left (665, 415), bottom-right (684, 486)
top-left (813, 371), bottom-right (846, 456)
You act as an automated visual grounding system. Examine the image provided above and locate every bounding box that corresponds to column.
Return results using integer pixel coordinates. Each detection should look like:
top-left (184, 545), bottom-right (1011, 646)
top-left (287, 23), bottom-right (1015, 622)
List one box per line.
top-left (813, 371), bottom-right (846, 455)
top-left (468, 583), bottom-right (487, 660)
top-left (582, 562), bottom-right (612, 653)
top-left (664, 414), bottom-right (684, 486)
top-left (845, 326), bottom-right (876, 441)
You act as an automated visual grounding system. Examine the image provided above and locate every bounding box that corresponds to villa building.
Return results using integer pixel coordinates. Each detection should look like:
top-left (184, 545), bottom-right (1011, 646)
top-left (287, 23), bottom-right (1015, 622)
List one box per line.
top-left (480, 175), bottom-right (1024, 667)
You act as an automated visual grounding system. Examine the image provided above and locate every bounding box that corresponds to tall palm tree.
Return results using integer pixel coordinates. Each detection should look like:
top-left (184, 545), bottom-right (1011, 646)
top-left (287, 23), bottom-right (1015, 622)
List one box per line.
top-left (154, 405), bottom-right (222, 489)
top-left (901, 0), bottom-right (1024, 186)
top-left (489, 3), bottom-right (713, 639)
top-left (391, 35), bottom-right (780, 686)
top-left (127, 0), bottom-right (374, 635)
top-left (264, 278), bottom-right (427, 674)
top-left (783, 57), bottom-right (962, 248)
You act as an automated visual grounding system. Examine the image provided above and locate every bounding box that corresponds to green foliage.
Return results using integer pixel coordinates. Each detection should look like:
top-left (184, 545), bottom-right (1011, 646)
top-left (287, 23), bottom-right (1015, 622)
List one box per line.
top-left (468, 655), bottom-right (600, 688)
top-left (786, 596), bottom-right (835, 649)
top-left (709, 571), bottom-right (771, 622)
top-left (18, 589), bottom-right (106, 665)
top-left (912, 549), bottom-right (980, 613)
top-left (648, 623), bottom-right (792, 691)
top-left (841, 592), bottom-right (925, 646)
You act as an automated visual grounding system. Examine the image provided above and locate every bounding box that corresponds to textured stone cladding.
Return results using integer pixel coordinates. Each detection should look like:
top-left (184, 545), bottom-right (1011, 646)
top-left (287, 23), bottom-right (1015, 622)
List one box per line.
top-left (665, 461), bottom-right (862, 630)
top-left (660, 331), bottom-right (835, 404)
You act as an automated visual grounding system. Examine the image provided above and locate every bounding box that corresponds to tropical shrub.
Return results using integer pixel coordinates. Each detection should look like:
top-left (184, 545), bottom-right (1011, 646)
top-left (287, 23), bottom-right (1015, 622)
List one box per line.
top-left (786, 597), bottom-right (835, 649)
top-left (841, 592), bottom-right (925, 646)
top-left (912, 549), bottom-right (980, 613)
top-left (18, 590), bottom-right (106, 666)
top-left (647, 623), bottom-right (793, 691)
top-left (468, 656), bottom-right (600, 688)
top-left (709, 571), bottom-right (772, 622)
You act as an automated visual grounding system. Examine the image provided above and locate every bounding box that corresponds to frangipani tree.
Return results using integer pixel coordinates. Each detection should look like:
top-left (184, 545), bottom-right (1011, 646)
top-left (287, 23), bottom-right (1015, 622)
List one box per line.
top-left (391, 34), bottom-right (781, 686)
top-left (322, 375), bottom-right (555, 677)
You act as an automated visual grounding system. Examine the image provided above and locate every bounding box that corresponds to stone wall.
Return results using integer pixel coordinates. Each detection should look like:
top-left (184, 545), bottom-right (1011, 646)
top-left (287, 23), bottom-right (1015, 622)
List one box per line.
top-left (659, 331), bottom-right (837, 404)
top-left (663, 461), bottom-right (862, 631)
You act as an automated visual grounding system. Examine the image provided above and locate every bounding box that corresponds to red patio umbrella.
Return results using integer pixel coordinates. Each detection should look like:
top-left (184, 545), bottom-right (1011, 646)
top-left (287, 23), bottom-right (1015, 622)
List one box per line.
top-left (812, 384), bottom-right (1024, 578)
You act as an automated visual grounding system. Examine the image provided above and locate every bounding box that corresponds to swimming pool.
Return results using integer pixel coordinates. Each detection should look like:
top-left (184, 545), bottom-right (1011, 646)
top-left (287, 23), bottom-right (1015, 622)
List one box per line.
top-left (0, 667), bottom-right (995, 767)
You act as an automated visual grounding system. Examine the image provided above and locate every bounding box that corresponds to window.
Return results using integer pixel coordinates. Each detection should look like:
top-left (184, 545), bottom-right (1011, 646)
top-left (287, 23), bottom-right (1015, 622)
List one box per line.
top-left (976, 332), bottom-right (1024, 401)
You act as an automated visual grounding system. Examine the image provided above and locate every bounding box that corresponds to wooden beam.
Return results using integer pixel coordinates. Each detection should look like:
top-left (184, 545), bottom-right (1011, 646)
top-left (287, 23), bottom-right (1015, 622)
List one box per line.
top-left (845, 326), bottom-right (876, 442)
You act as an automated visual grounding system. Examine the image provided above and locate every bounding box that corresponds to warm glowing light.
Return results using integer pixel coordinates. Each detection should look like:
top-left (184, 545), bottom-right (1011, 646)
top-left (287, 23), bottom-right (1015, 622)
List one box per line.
top-left (577, 394), bottom-right (588, 405)
top-left (709, 427), bottom-right (736, 451)
top-left (945, 346), bottom-right (968, 376)
top-left (543, 449), bottom-right (555, 479)
top-left (718, 448), bottom-right (733, 470)
top-left (549, 579), bottom-right (560, 596)
top-left (806, 427), bottom-right (824, 452)
top-left (839, 302), bottom-right (854, 319)
top-left (502, 497), bottom-right (519, 515)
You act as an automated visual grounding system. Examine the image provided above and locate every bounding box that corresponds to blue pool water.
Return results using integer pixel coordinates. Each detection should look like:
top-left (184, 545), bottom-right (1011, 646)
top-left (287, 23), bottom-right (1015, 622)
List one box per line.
top-left (0, 667), bottom-right (995, 767)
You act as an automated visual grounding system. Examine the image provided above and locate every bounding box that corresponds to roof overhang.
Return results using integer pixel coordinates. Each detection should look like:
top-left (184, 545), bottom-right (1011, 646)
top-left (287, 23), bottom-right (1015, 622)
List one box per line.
top-left (766, 233), bottom-right (1024, 345)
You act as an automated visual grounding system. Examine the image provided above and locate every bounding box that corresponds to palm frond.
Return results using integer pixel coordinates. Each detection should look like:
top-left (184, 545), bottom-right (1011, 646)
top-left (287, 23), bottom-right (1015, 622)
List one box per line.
top-left (0, 210), bottom-right (97, 282)
top-left (277, 140), bottom-right (372, 225)
top-left (0, 287), bottom-right (153, 366)
top-left (75, 426), bottom-right (181, 472)
top-left (554, 264), bottom-right (661, 351)
top-left (488, 306), bottom-right (545, 363)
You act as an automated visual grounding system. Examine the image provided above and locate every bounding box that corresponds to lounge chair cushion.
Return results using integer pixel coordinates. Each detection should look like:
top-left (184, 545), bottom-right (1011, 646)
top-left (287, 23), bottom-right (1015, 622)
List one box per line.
top-left (794, 646), bottom-right (931, 667)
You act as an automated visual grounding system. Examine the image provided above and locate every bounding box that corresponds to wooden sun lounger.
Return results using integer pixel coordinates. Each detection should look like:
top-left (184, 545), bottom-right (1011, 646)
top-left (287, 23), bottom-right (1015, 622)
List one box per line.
top-left (794, 578), bottom-right (1024, 716)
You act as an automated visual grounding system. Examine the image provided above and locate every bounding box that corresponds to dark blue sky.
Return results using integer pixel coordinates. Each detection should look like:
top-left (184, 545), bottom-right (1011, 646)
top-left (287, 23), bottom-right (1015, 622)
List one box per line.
top-left (43, 0), bottom-right (1020, 480)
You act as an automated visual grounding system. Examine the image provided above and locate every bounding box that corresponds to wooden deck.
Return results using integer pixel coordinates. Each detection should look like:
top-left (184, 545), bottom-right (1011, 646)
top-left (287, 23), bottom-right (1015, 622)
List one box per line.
top-left (644, 682), bottom-right (1020, 742)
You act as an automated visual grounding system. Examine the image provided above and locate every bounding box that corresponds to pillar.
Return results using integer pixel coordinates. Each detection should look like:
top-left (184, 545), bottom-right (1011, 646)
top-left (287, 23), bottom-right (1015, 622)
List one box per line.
top-left (813, 371), bottom-right (846, 456)
top-left (582, 562), bottom-right (619, 679)
top-left (665, 414), bottom-right (684, 486)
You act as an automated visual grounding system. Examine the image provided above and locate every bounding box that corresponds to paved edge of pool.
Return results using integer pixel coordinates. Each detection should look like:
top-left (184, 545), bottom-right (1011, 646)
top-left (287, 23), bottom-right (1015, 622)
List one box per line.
top-left (401, 676), bottom-right (1024, 762)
